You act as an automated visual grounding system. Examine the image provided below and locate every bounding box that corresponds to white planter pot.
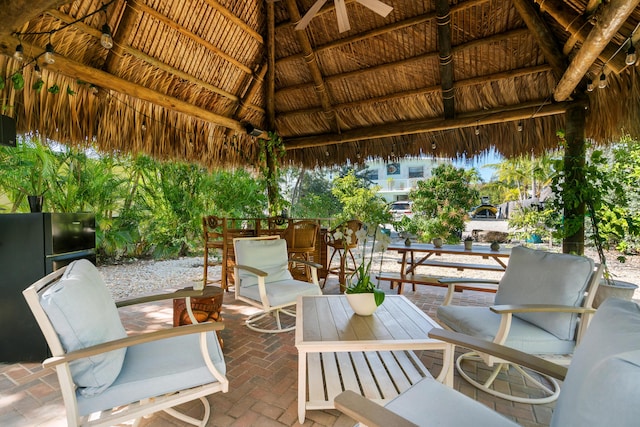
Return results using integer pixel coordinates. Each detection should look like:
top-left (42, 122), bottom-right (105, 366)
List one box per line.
top-left (593, 280), bottom-right (639, 308)
top-left (345, 293), bottom-right (379, 316)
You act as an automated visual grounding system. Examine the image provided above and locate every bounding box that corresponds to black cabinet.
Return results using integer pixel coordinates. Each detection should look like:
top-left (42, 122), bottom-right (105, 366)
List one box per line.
top-left (0, 213), bottom-right (95, 362)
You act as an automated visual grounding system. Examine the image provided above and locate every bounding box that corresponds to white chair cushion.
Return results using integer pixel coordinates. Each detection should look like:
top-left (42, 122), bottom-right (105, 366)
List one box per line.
top-left (494, 246), bottom-right (594, 341)
top-left (383, 377), bottom-right (518, 426)
top-left (40, 259), bottom-right (127, 397)
top-left (76, 330), bottom-right (226, 416)
top-left (235, 238), bottom-right (293, 287)
top-left (239, 279), bottom-right (322, 307)
top-left (551, 298), bottom-right (640, 427)
top-left (437, 305), bottom-right (577, 354)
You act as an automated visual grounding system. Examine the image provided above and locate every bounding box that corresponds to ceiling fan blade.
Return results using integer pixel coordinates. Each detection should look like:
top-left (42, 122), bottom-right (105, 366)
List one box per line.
top-left (295, 0), bottom-right (328, 31)
top-left (335, 0), bottom-right (351, 32)
top-left (356, 0), bottom-right (393, 17)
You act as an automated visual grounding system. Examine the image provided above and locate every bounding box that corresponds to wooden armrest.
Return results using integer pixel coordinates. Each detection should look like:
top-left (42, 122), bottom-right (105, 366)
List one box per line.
top-left (490, 304), bottom-right (597, 315)
top-left (334, 390), bottom-right (418, 427)
top-left (43, 322), bottom-right (224, 368)
top-left (428, 329), bottom-right (568, 380)
top-left (438, 278), bottom-right (500, 285)
top-left (234, 264), bottom-right (267, 277)
top-left (116, 287), bottom-right (217, 308)
top-left (288, 258), bottom-right (322, 269)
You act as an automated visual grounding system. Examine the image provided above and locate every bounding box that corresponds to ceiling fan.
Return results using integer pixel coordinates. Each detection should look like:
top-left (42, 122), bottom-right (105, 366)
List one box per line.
top-left (295, 0), bottom-right (393, 33)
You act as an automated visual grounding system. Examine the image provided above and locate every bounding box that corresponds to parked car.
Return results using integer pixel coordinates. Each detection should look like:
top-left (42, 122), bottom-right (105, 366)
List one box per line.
top-left (389, 201), bottom-right (414, 220)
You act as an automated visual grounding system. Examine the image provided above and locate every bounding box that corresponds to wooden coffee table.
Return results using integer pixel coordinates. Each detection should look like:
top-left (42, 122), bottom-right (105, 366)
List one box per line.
top-left (295, 295), bottom-right (453, 423)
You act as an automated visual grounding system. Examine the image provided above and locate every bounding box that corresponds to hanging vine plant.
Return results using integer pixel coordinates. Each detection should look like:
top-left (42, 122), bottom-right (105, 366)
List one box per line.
top-left (258, 131), bottom-right (286, 216)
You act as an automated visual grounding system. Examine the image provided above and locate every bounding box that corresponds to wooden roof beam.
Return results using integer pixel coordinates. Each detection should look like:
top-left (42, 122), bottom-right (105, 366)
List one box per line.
top-left (284, 99), bottom-right (579, 150)
top-left (512, 0), bottom-right (567, 80)
top-left (277, 27), bottom-right (530, 95)
top-left (554, 0), bottom-right (640, 101)
top-left (128, 0), bottom-right (253, 75)
top-left (436, 0), bottom-right (455, 119)
top-left (278, 65), bottom-right (553, 117)
top-left (201, 0), bottom-right (263, 44)
top-left (45, 9), bottom-right (263, 113)
top-left (0, 35), bottom-right (245, 133)
top-left (0, 0), bottom-right (68, 36)
top-left (277, 0), bottom-right (488, 65)
top-left (284, 0), bottom-right (341, 133)
top-left (534, 0), bottom-right (627, 73)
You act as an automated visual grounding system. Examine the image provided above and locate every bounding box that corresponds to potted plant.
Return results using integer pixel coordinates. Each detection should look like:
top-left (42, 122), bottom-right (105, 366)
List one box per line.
top-left (551, 141), bottom-right (639, 305)
top-left (464, 236), bottom-right (473, 250)
top-left (344, 224), bottom-right (390, 315)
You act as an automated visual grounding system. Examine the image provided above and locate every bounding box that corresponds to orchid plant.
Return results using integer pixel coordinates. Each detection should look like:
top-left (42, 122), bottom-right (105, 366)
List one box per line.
top-left (341, 224), bottom-right (391, 306)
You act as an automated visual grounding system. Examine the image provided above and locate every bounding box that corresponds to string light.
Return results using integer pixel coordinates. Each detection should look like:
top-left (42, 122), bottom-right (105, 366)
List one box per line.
top-left (13, 44), bottom-right (24, 62)
top-left (101, 24), bottom-right (113, 49)
top-left (517, 122), bottom-right (523, 132)
top-left (474, 121), bottom-right (480, 135)
top-left (431, 141), bottom-right (436, 150)
top-left (598, 71), bottom-right (607, 89)
top-left (586, 78), bottom-right (595, 92)
top-left (626, 43), bottom-right (637, 66)
top-left (43, 43), bottom-right (55, 64)
top-left (34, 64), bottom-right (42, 79)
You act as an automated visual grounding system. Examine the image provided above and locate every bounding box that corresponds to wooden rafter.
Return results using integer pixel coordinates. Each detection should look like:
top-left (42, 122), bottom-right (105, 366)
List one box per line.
top-left (0, 35), bottom-right (245, 132)
top-left (128, 0), bottom-right (252, 75)
top-left (277, 27), bottom-right (530, 96)
top-left (436, 0), bottom-right (454, 119)
top-left (45, 9), bottom-right (263, 112)
top-left (279, 65), bottom-right (552, 117)
top-left (512, 0), bottom-right (567, 80)
top-left (0, 0), bottom-right (68, 36)
top-left (284, 100), bottom-right (579, 150)
top-left (201, 0), bottom-right (263, 44)
top-left (276, 0), bottom-right (488, 65)
top-left (554, 0), bottom-right (640, 101)
top-left (535, 0), bottom-right (627, 73)
top-left (284, 0), bottom-right (340, 133)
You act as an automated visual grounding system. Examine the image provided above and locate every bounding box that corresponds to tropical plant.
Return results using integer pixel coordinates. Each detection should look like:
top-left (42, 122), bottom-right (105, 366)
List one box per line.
top-left (410, 164), bottom-right (479, 243)
top-left (331, 170), bottom-right (392, 226)
top-left (342, 224), bottom-right (390, 306)
top-left (508, 206), bottom-right (557, 243)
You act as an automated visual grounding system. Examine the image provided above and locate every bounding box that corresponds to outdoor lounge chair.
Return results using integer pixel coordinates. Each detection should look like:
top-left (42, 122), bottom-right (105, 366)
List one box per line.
top-left (233, 236), bottom-right (322, 333)
top-left (436, 245), bottom-right (603, 404)
top-left (22, 259), bottom-right (229, 427)
top-left (335, 297), bottom-right (640, 426)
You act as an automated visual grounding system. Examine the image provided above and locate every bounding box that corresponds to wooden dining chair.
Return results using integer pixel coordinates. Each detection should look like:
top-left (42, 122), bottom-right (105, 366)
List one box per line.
top-left (282, 220), bottom-right (320, 280)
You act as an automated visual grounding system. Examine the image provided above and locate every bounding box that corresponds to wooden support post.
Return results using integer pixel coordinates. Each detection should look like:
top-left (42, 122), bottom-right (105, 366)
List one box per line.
top-left (265, 1), bottom-right (278, 215)
top-left (436, 0), bottom-right (454, 119)
top-left (562, 99), bottom-right (587, 255)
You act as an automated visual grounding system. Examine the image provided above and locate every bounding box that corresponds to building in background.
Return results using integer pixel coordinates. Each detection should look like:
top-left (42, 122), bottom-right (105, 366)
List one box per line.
top-left (362, 157), bottom-right (447, 202)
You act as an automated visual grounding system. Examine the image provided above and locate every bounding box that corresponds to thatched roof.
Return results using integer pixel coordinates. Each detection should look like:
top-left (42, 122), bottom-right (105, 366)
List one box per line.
top-left (1, 0), bottom-right (639, 169)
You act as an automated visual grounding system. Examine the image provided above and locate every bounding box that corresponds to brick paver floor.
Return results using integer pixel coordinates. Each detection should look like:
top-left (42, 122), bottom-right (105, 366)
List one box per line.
top-left (1, 277), bottom-right (556, 426)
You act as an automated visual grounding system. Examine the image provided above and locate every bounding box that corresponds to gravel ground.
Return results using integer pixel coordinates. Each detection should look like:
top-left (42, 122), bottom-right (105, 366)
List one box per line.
top-left (98, 219), bottom-right (640, 301)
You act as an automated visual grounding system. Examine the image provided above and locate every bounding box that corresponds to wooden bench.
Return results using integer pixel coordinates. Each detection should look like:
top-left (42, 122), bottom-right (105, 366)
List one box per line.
top-left (399, 259), bottom-right (506, 272)
top-left (376, 272), bottom-right (499, 295)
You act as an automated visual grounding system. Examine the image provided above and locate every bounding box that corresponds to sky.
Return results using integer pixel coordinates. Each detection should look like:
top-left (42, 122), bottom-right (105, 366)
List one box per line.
top-left (451, 147), bottom-right (504, 182)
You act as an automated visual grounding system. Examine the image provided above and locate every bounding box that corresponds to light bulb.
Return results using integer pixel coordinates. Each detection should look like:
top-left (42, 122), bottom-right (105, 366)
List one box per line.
top-left (517, 122), bottom-right (523, 132)
top-left (356, 151), bottom-right (361, 158)
top-left (13, 44), bottom-right (24, 62)
top-left (101, 24), bottom-right (113, 49)
top-left (475, 126), bottom-right (480, 136)
top-left (598, 72), bottom-right (607, 89)
top-left (34, 64), bottom-right (42, 79)
top-left (431, 141), bottom-right (436, 150)
top-left (44, 43), bottom-right (55, 64)
top-left (586, 78), bottom-right (595, 92)
top-left (626, 44), bottom-right (637, 66)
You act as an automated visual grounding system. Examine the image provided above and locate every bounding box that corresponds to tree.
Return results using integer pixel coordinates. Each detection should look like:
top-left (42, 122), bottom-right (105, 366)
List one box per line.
top-left (331, 171), bottom-right (391, 226)
top-left (409, 164), bottom-right (479, 243)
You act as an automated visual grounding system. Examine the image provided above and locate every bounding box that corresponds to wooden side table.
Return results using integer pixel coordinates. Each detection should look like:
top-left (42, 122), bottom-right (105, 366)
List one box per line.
top-left (173, 286), bottom-right (224, 348)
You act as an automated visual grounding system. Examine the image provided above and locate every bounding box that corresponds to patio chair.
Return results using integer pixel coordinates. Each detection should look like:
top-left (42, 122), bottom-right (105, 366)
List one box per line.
top-left (323, 219), bottom-right (363, 290)
top-left (335, 297), bottom-right (640, 427)
top-left (233, 236), bottom-right (322, 333)
top-left (281, 220), bottom-right (320, 280)
top-left (22, 259), bottom-right (228, 427)
top-left (436, 245), bottom-right (603, 404)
